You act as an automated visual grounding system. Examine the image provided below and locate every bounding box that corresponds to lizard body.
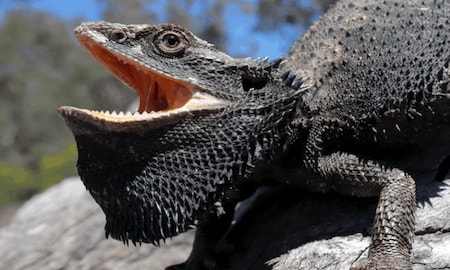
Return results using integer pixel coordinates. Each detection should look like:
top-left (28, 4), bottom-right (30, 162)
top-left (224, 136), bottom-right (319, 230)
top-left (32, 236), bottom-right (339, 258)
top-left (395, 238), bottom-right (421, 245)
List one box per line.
top-left (59, 0), bottom-right (450, 269)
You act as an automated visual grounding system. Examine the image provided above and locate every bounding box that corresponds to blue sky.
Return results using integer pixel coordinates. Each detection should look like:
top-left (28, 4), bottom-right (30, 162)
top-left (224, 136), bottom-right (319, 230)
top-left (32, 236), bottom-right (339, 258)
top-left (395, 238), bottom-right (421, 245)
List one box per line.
top-left (0, 0), bottom-right (102, 21)
top-left (0, 0), bottom-right (304, 59)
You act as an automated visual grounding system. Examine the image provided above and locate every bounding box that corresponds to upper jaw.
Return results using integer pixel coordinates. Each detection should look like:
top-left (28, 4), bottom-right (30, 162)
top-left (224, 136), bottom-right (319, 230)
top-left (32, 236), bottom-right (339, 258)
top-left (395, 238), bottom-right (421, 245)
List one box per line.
top-left (61, 22), bottom-right (229, 133)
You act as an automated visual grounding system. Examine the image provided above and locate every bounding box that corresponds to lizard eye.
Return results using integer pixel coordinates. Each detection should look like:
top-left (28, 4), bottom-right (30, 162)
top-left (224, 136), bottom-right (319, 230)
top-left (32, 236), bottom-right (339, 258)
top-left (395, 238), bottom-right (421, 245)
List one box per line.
top-left (110, 29), bottom-right (127, 43)
top-left (163, 34), bottom-right (180, 48)
top-left (154, 30), bottom-right (188, 58)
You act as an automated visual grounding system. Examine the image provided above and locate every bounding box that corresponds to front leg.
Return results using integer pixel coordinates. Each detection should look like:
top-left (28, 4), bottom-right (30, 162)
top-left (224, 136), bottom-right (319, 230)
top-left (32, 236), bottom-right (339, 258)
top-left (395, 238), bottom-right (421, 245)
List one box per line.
top-left (305, 120), bottom-right (416, 270)
top-left (320, 152), bottom-right (415, 269)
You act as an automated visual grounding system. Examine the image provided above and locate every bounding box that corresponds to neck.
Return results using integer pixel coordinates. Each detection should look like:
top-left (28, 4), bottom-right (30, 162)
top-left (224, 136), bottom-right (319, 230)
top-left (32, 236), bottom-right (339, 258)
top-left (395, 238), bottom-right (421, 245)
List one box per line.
top-left (73, 77), bottom-right (304, 244)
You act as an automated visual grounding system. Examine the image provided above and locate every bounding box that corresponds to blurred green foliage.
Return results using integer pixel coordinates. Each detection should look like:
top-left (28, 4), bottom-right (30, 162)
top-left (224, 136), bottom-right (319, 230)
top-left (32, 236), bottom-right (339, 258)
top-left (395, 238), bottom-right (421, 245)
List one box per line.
top-left (0, 10), bottom-right (135, 206)
top-left (0, 143), bottom-right (77, 204)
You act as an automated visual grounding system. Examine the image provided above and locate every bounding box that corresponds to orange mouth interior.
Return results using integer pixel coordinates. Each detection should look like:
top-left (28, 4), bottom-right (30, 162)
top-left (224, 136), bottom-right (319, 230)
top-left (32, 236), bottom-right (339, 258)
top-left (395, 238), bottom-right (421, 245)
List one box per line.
top-left (78, 35), bottom-right (193, 114)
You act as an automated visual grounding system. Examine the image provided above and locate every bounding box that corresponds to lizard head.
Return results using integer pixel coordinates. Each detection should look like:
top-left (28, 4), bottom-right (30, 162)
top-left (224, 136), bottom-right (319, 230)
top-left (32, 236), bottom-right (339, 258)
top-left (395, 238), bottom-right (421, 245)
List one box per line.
top-left (59, 21), bottom-right (275, 133)
top-left (58, 21), bottom-right (305, 246)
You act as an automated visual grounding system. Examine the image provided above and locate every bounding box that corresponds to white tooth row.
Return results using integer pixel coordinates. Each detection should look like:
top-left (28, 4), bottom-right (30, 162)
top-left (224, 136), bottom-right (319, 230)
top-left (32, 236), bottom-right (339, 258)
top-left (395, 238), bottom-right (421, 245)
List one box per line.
top-left (95, 110), bottom-right (141, 116)
top-left (88, 109), bottom-right (187, 122)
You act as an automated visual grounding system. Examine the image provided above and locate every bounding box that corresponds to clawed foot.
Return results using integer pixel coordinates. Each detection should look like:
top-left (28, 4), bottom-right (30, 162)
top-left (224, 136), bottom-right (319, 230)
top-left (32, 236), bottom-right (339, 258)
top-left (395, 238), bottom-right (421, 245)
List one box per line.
top-left (350, 256), bottom-right (412, 270)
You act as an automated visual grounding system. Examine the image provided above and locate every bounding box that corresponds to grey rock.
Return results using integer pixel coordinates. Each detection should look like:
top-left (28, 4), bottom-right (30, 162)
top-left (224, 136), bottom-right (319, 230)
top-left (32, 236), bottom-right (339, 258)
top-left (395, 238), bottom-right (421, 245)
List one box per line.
top-left (265, 176), bottom-right (450, 270)
top-left (0, 174), bottom-right (448, 270)
top-left (0, 177), bottom-right (194, 270)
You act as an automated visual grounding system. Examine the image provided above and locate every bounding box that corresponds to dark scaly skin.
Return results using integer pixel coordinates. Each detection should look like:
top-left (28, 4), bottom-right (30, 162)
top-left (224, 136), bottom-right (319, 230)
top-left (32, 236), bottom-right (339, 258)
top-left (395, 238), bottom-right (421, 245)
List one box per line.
top-left (280, 0), bottom-right (450, 269)
top-left (59, 0), bottom-right (450, 269)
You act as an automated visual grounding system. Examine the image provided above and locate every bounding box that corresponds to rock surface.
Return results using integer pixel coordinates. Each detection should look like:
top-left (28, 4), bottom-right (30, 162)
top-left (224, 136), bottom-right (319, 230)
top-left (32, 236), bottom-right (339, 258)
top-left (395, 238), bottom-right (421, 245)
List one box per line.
top-left (0, 174), bottom-right (449, 270)
top-left (262, 176), bottom-right (450, 270)
top-left (0, 177), bottom-right (194, 270)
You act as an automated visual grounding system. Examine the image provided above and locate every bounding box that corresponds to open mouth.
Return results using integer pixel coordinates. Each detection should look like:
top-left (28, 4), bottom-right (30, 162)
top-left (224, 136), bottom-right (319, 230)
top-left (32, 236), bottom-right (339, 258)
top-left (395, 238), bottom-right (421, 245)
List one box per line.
top-left (59, 30), bottom-right (227, 132)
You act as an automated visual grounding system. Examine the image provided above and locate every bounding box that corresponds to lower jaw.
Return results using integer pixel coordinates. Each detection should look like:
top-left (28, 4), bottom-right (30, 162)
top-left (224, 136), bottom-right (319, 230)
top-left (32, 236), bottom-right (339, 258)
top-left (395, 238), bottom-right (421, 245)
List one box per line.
top-left (58, 91), bottom-right (229, 135)
top-left (59, 105), bottom-right (200, 135)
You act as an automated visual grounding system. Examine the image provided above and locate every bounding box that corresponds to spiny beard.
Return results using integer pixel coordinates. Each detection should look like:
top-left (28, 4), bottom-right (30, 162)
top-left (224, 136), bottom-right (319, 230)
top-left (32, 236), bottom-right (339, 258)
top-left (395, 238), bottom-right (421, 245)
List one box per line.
top-left (98, 168), bottom-right (219, 245)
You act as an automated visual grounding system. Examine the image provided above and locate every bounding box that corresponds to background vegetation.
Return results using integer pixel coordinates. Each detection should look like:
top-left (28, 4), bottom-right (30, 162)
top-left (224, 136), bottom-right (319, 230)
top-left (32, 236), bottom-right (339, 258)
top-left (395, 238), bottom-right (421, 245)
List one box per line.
top-left (0, 0), bottom-right (335, 206)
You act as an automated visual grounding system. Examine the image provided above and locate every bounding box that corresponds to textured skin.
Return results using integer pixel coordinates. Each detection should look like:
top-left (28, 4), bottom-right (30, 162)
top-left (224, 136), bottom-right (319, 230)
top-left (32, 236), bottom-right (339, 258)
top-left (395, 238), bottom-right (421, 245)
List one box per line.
top-left (61, 81), bottom-right (302, 244)
top-left (59, 0), bottom-right (450, 269)
top-left (72, 22), bottom-right (272, 103)
top-left (279, 0), bottom-right (450, 269)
